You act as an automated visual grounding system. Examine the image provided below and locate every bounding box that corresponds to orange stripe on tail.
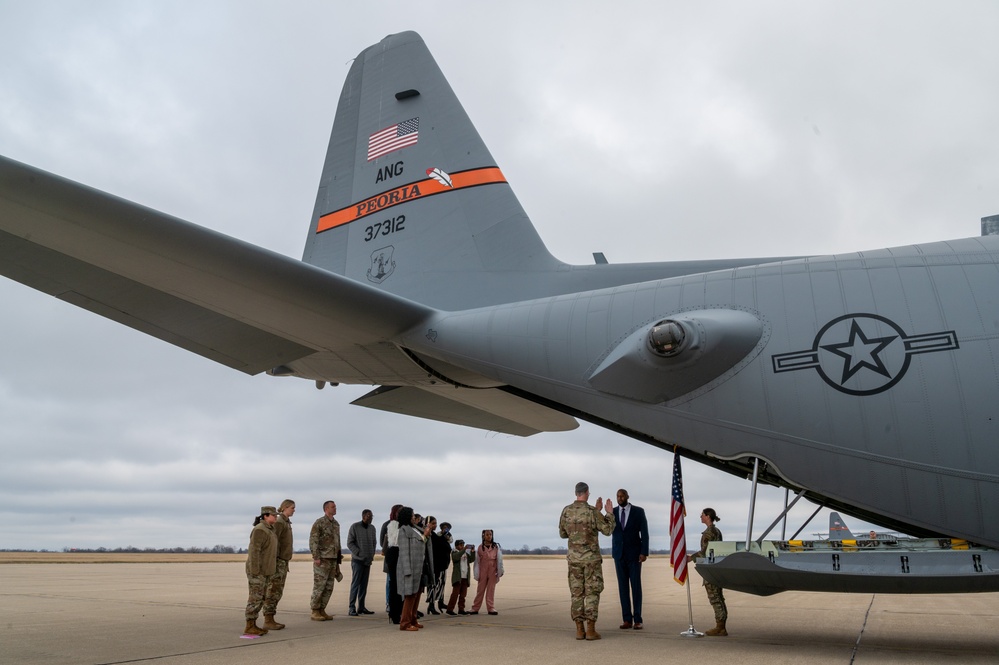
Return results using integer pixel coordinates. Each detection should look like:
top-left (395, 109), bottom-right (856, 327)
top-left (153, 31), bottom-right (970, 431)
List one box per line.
top-left (316, 167), bottom-right (506, 233)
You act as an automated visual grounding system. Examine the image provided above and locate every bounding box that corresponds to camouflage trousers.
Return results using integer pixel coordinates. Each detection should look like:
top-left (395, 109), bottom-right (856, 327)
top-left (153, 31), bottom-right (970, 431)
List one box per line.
top-left (311, 558), bottom-right (338, 611)
top-left (245, 573), bottom-right (272, 620)
top-left (704, 581), bottom-right (728, 622)
top-left (262, 558), bottom-right (289, 615)
top-left (567, 559), bottom-right (604, 621)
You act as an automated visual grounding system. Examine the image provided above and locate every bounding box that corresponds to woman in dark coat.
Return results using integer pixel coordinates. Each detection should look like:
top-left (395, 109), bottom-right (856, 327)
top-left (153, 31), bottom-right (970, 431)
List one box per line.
top-left (425, 516), bottom-right (452, 615)
top-left (382, 504), bottom-right (403, 624)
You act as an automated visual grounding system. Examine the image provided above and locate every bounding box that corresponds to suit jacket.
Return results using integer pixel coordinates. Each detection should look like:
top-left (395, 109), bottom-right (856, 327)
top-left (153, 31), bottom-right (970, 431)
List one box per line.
top-left (612, 504), bottom-right (649, 561)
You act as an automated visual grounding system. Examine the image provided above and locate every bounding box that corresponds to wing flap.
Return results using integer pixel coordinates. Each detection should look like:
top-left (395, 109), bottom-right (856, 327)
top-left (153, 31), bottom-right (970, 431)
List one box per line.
top-left (351, 385), bottom-right (578, 436)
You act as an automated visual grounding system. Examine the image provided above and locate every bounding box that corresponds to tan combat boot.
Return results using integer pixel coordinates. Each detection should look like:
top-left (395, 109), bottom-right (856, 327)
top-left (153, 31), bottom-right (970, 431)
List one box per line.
top-left (310, 609), bottom-right (327, 621)
top-left (585, 620), bottom-right (601, 641)
top-left (705, 620), bottom-right (727, 636)
top-left (320, 609), bottom-right (334, 620)
top-left (263, 614), bottom-right (285, 630)
top-left (243, 619), bottom-right (268, 635)
top-left (575, 619), bottom-right (585, 640)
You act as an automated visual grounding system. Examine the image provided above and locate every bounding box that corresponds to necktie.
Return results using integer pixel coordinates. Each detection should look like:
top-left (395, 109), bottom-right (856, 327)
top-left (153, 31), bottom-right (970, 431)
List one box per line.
top-left (621, 507), bottom-right (627, 529)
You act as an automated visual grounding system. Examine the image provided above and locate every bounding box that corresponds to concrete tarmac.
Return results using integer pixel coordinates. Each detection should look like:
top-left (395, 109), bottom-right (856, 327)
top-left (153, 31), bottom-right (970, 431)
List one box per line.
top-left (2, 556), bottom-right (997, 664)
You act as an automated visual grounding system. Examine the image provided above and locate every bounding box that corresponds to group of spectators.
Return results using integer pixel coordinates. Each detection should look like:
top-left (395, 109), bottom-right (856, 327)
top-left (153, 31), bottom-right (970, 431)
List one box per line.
top-left (241, 499), bottom-right (503, 635)
top-left (380, 504), bottom-right (503, 630)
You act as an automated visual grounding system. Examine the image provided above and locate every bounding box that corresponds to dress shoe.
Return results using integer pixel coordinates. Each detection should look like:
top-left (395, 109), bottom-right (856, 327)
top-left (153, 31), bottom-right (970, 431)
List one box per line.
top-left (417, 611), bottom-right (424, 618)
top-left (348, 609), bottom-right (358, 616)
top-left (633, 622), bottom-right (643, 630)
top-left (359, 609), bottom-right (374, 615)
top-left (458, 610), bottom-right (468, 615)
top-left (468, 611), bottom-right (478, 615)
top-left (488, 611), bottom-right (498, 615)
top-left (446, 610), bottom-right (457, 616)
top-left (619, 621), bottom-right (633, 629)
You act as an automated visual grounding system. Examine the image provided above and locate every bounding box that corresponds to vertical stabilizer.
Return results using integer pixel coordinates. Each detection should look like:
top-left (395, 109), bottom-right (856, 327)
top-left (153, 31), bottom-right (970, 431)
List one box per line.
top-left (303, 31), bottom-right (562, 310)
top-left (828, 512), bottom-right (856, 540)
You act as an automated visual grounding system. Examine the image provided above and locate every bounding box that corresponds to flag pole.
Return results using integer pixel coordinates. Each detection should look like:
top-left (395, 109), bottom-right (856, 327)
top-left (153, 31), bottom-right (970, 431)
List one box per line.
top-left (671, 447), bottom-right (703, 637)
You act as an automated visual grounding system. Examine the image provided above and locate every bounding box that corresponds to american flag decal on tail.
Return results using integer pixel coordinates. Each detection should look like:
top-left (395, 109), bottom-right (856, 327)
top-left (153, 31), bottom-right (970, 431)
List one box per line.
top-left (367, 118), bottom-right (419, 161)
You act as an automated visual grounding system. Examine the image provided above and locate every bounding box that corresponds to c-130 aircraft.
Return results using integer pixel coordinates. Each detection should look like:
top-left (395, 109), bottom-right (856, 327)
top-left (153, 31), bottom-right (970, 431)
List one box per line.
top-left (1, 32), bottom-right (996, 590)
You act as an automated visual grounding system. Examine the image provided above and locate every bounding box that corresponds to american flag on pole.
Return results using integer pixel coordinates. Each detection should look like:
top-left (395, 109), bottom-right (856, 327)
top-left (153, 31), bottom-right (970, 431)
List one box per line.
top-left (367, 117), bottom-right (419, 161)
top-left (670, 452), bottom-right (688, 585)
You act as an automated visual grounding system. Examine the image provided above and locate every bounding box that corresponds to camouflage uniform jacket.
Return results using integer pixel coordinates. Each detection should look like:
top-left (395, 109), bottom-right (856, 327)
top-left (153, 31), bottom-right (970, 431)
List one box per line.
top-left (246, 521), bottom-right (278, 577)
top-left (310, 516), bottom-right (342, 561)
top-left (274, 514), bottom-right (293, 561)
top-left (559, 500), bottom-right (615, 563)
top-left (695, 524), bottom-right (723, 558)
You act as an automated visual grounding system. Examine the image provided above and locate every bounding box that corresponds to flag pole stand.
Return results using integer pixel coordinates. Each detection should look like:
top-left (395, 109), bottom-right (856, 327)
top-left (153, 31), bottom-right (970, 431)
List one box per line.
top-left (679, 578), bottom-right (703, 637)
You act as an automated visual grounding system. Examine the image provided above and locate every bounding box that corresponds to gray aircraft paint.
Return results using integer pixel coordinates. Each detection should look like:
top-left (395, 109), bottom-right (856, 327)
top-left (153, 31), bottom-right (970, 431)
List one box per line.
top-left (1, 32), bottom-right (997, 558)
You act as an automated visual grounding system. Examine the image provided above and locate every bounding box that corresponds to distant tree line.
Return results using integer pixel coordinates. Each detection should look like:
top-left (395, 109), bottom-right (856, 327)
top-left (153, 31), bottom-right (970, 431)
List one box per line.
top-left (3, 546), bottom-right (673, 555)
top-left (54, 545), bottom-right (241, 554)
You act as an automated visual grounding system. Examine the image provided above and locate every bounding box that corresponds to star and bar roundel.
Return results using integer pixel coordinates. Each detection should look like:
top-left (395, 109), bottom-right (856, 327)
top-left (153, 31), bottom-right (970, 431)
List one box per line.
top-left (771, 313), bottom-right (959, 396)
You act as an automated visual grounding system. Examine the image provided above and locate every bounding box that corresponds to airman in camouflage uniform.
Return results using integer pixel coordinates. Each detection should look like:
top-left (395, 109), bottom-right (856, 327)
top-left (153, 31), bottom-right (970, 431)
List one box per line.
top-left (262, 499), bottom-right (295, 630)
top-left (689, 507), bottom-right (728, 636)
top-left (244, 506), bottom-right (278, 636)
top-left (558, 481), bottom-right (615, 641)
top-left (309, 500), bottom-right (342, 621)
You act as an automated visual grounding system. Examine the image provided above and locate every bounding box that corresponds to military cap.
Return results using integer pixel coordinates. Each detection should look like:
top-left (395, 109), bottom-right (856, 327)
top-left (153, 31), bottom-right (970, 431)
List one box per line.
top-left (261, 506), bottom-right (277, 515)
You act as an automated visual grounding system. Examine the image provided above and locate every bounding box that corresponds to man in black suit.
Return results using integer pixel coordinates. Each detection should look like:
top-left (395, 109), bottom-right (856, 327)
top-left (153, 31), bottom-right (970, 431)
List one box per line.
top-left (612, 488), bottom-right (649, 629)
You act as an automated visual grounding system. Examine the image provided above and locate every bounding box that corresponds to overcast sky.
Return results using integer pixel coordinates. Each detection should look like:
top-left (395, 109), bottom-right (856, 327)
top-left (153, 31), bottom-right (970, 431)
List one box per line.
top-left (1, 1), bottom-right (997, 553)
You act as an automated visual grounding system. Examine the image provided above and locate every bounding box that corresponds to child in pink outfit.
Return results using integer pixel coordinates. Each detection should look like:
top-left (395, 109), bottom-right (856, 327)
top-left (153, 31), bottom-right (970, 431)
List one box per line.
top-left (470, 529), bottom-right (504, 614)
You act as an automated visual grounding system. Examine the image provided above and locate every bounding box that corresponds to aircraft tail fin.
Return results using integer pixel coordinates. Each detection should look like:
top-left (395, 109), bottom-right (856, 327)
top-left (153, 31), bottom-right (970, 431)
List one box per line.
top-left (828, 512), bottom-right (856, 540)
top-left (302, 31), bottom-right (562, 310)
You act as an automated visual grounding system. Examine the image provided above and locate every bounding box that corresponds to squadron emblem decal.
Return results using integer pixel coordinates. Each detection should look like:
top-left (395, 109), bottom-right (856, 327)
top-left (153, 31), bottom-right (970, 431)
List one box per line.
top-left (367, 246), bottom-right (396, 284)
top-left (771, 313), bottom-right (958, 396)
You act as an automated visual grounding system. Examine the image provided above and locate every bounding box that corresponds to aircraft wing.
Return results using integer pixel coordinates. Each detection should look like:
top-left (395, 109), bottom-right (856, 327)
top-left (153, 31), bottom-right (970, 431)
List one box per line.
top-left (0, 155), bottom-right (435, 376)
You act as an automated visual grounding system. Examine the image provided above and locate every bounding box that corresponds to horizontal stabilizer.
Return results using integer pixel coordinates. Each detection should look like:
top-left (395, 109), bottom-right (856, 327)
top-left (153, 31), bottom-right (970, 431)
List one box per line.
top-left (352, 385), bottom-right (578, 436)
